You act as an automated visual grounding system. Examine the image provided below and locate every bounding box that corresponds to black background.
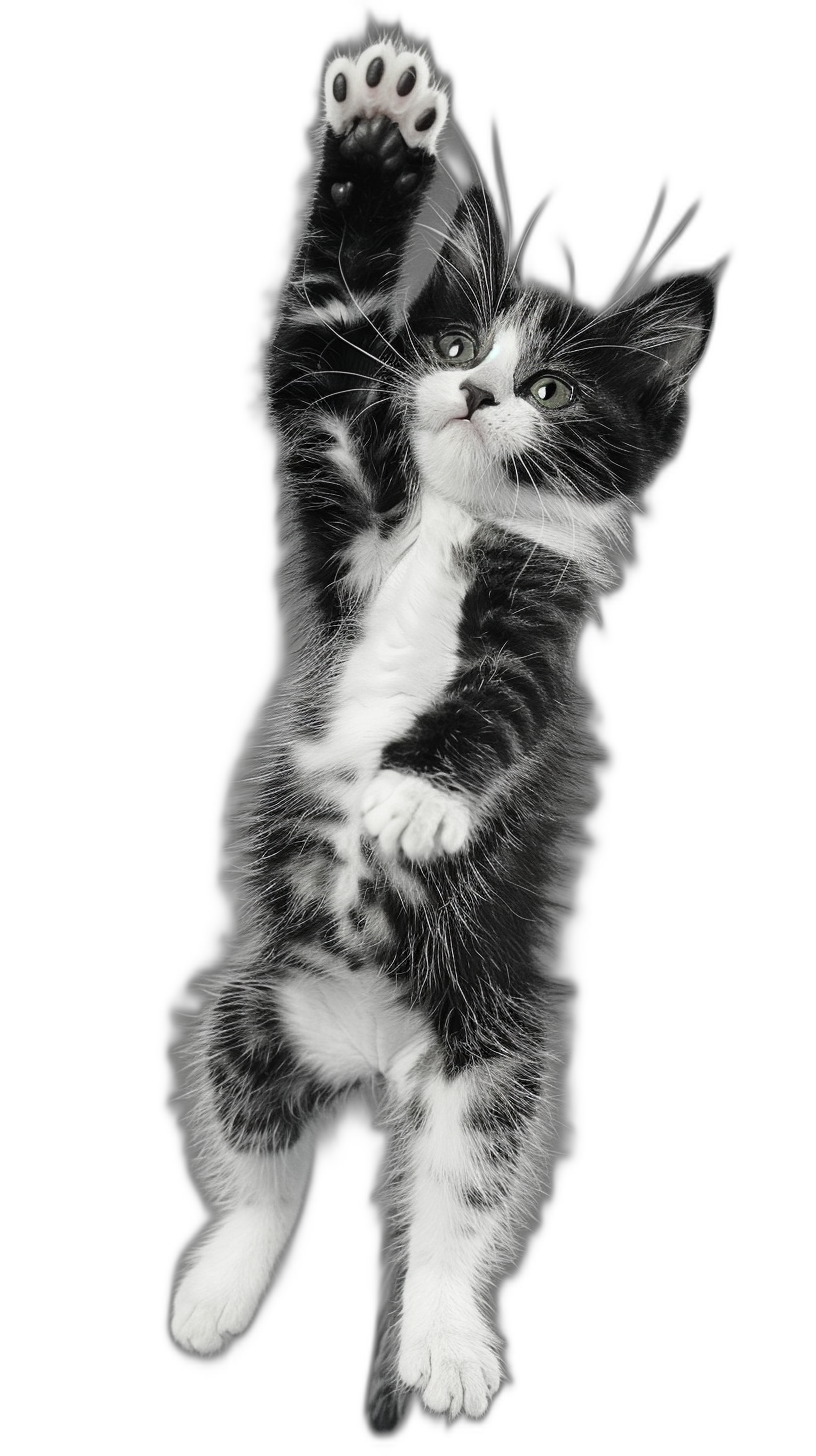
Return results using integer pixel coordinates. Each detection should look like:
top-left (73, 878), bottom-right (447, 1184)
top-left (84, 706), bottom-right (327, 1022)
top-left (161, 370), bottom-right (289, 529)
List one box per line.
top-left (126, 8), bottom-right (757, 1444)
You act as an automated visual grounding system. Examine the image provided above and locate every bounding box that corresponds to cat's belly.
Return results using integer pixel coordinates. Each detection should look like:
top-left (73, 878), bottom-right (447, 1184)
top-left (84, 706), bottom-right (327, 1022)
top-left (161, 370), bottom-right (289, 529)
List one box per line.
top-left (294, 494), bottom-right (474, 911)
top-left (297, 494), bottom-right (473, 784)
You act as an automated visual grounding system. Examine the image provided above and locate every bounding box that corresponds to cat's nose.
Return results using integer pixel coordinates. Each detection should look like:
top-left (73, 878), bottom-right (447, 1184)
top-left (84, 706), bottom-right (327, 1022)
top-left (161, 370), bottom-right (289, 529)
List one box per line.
top-left (460, 381), bottom-right (497, 417)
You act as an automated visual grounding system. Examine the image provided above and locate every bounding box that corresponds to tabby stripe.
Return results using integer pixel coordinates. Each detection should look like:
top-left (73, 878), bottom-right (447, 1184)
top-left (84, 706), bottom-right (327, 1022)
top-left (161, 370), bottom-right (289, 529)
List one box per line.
top-left (284, 295), bottom-right (391, 328)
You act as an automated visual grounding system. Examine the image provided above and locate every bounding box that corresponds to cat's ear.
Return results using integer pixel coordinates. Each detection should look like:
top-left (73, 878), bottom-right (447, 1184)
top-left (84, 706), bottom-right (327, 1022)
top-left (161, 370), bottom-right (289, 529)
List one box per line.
top-left (622, 274), bottom-right (715, 383)
top-left (410, 186), bottom-right (508, 331)
top-left (606, 273), bottom-right (716, 451)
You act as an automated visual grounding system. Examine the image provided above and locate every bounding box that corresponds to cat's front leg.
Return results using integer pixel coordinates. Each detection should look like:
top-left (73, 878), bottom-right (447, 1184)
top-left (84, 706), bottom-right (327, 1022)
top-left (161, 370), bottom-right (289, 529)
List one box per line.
top-left (269, 41), bottom-right (448, 422)
top-left (362, 769), bottom-right (471, 862)
top-left (282, 41), bottom-right (448, 309)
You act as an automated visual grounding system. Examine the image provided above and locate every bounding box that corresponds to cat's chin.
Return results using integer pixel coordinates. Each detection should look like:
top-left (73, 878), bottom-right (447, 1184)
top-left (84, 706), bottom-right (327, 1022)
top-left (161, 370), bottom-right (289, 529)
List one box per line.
top-left (413, 422), bottom-right (506, 511)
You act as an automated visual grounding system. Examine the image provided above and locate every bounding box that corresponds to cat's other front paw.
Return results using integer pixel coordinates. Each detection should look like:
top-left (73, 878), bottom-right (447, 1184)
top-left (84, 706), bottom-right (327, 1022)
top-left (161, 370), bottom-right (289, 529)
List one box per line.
top-left (362, 770), bottom-right (470, 863)
top-left (325, 41), bottom-right (448, 156)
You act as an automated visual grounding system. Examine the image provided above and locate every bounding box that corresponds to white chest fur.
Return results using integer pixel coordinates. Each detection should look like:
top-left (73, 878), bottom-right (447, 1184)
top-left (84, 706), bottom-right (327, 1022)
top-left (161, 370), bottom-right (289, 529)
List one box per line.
top-left (296, 494), bottom-right (474, 791)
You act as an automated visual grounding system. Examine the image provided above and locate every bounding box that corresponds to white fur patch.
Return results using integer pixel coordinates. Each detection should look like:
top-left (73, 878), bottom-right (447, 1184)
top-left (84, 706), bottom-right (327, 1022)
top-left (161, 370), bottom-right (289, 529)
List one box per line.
top-left (318, 414), bottom-right (362, 491)
top-left (295, 494), bottom-right (474, 901)
top-left (311, 494), bottom-right (472, 771)
top-left (413, 325), bottom-right (535, 516)
top-left (275, 966), bottom-right (432, 1087)
top-left (495, 492), bottom-right (629, 583)
top-left (340, 525), bottom-right (384, 599)
top-left (286, 293), bottom-right (391, 329)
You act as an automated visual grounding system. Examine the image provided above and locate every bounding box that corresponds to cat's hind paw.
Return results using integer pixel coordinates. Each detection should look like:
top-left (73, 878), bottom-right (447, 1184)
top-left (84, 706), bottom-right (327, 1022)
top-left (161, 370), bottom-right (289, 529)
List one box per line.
top-left (362, 770), bottom-right (470, 863)
top-left (171, 1269), bottom-right (252, 1356)
top-left (170, 1210), bottom-right (274, 1356)
top-left (399, 1333), bottom-right (502, 1419)
top-left (325, 41), bottom-right (448, 155)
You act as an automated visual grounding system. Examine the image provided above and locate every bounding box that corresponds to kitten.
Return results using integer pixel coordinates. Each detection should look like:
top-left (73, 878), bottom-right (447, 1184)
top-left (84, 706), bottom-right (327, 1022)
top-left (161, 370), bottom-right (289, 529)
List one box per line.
top-left (169, 34), bottom-right (715, 1429)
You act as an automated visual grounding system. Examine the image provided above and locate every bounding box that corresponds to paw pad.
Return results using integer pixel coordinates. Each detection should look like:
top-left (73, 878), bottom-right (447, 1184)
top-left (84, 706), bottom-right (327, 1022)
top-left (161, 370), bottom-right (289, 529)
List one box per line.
top-left (325, 41), bottom-right (448, 154)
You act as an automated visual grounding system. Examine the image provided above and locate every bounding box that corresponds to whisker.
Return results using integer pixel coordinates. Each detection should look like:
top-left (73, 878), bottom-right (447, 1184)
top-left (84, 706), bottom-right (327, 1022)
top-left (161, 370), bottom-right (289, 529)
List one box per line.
top-left (609, 186), bottom-right (667, 303)
top-left (508, 193), bottom-right (553, 278)
top-left (635, 199), bottom-right (700, 290)
top-left (491, 123), bottom-right (513, 249)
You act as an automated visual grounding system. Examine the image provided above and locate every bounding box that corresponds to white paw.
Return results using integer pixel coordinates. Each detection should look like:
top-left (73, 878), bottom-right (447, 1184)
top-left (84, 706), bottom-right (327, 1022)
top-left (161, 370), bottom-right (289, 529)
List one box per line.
top-left (171, 1265), bottom-right (257, 1355)
top-left (325, 41), bottom-right (448, 153)
top-left (362, 770), bottom-right (470, 862)
top-left (170, 1210), bottom-right (274, 1355)
top-left (399, 1327), bottom-right (502, 1419)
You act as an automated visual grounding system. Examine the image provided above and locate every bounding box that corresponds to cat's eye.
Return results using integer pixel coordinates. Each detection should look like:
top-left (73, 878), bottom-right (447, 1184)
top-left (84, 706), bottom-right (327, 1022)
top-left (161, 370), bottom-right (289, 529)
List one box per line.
top-left (528, 374), bottom-right (576, 410)
top-left (435, 331), bottom-right (478, 365)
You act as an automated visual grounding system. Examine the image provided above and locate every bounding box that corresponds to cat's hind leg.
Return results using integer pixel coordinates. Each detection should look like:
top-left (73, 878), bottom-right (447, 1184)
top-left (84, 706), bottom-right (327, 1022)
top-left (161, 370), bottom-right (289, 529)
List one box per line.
top-left (170, 969), bottom-right (348, 1356)
top-left (171, 1130), bottom-right (315, 1355)
top-left (383, 1051), bottom-right (552, 1420)
top-left (395, 1070), bottom-right (504, 1419)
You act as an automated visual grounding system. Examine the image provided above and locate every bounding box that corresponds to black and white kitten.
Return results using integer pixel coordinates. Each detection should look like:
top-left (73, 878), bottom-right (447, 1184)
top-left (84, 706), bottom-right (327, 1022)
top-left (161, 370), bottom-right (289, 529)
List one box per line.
top-left (170, 36), bottom-right (715, 1429)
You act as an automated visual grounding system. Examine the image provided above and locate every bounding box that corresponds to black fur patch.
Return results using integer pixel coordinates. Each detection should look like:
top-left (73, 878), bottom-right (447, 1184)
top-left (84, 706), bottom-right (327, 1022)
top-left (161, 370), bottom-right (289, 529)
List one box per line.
top-left (207, 979), bottom-right (344, 1153)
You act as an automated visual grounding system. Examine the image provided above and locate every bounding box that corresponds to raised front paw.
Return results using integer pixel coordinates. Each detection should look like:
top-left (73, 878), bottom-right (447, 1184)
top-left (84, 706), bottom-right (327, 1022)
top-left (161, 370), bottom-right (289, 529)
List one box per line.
top-left (362, 769), bottom-right (470, 863)
top-left (325, 41), bottom-right (448, 185)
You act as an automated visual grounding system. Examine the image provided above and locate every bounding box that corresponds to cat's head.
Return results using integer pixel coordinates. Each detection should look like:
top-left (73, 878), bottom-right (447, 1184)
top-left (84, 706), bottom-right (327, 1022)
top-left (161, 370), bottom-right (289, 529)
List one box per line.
top-left (403, 187), bottom-right (715, 561)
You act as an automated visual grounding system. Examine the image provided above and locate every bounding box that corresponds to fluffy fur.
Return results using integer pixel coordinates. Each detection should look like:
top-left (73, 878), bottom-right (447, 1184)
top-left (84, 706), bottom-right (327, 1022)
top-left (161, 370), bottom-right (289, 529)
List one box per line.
top-left (170, 34), bottom-right (715, 1429)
